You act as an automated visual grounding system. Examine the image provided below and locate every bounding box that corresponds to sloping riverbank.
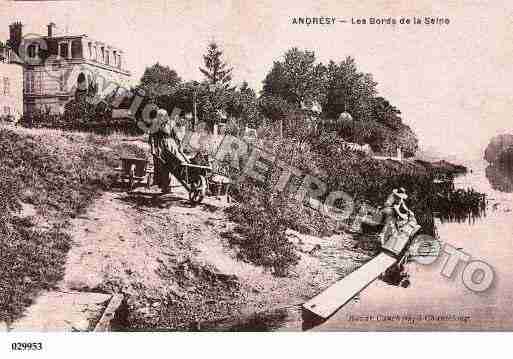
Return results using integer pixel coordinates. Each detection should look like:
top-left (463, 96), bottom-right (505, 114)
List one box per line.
top-left (2, 125), bottom-right (477, 331)
top-left (2, 125), bottom-right (371, 330)
top-left (52, 186), bottom-right (372, 330)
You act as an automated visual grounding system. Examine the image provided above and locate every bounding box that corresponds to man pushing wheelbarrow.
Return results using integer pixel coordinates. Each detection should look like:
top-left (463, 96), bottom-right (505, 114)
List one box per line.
top-left (146, 108), bottom-right (211, 203)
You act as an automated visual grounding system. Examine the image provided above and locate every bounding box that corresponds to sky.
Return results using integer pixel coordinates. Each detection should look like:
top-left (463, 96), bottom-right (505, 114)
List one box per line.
top-left (1, 0), bottom-right (512, 160)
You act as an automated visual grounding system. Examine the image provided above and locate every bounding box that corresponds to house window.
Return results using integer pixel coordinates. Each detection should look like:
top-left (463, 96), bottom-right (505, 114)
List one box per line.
top-left (59, 71), bottom-right (65, 92)
top-left (24, 73), bottom-right (30, 93)
top-left (59, 43), bottom-right (68, 58)
top-left (101, 47), bottom-right (105, 62)
top-left (3, 77), bottom-right (9, 95)
top-left (36, 72), bottom-right (42, 93)
top-left (27, 44), bottom-right (37, 58)
top-left (76, 72), bottom-right (87, 92)
top-left (106, 51), bottom-right (109, 65)
top-left (25, 72), bottom-right (40, 94)
top-left (0, 47), bottom-right (6, 63)
top-left (71, 40), bottom-right (81, 59)
top-left (88, 43), bottom-right (92, 59)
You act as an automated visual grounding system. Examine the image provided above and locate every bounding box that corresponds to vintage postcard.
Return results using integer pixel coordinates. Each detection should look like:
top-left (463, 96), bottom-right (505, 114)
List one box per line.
top-left (0, 0), bottom-right (512, 341)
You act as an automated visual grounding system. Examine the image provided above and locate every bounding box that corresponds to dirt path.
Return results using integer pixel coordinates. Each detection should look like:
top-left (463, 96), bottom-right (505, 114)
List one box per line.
top-left (11, 174), bottom-right (368, 330)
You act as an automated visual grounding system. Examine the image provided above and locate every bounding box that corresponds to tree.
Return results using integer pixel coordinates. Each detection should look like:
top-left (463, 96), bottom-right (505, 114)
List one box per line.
top-left (394, 123), bottom-right (419, 158)
top-left (199, 42), bottom-right (234, 129)
top-left (258, 95), bottom-right (293, 125)
top-left (484, 134), bottom-right (513, 163)
top-left (322, 57), bottom-right (377, 121)
top-left (153, 80), bottom-right (198, 116)
top-left (372, 97), bottom-right (402, 129)
top-left (497, 145), bottom-right (513, 169)
top-left (262, 48), bottom-right (326, 106)
top-left (226, 81), bottom-right (261, 128)
top-left (317, 57), bottom-right (418, 156)
top-left (139, 63), bottom-right (181, 99)
top-left (199, 42), bottom-right (233, 88)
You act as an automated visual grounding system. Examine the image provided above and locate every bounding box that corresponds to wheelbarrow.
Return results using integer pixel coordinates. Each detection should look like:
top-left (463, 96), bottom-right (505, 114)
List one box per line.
top-left (115, 157), bottom-right (153, 193)
top-left (159, 151), bottom-right (211, 204)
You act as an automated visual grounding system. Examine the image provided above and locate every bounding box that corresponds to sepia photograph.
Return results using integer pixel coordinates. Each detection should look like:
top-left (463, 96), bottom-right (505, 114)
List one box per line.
top-left (0, 0), bottom-right (513, 356)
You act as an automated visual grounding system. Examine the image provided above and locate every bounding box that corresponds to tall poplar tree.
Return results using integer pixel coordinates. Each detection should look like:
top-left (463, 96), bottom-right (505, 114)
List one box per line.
top-left (199, 42), bottom-right (233, 89)
top-left (199, 42), bottom-right (233, 129)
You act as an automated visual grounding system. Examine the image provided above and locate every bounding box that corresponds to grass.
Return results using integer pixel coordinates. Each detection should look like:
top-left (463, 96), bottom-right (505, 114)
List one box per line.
top-left (0, 125), bottom-right (146, 324)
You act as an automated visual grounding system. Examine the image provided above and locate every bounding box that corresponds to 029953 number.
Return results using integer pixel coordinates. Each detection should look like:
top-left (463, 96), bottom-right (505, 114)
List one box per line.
top-left (11, 342), bottom-right (43, 351)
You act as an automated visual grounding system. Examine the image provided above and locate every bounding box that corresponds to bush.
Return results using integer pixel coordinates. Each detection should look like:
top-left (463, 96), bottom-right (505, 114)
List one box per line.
top-left (323, 117), bottom-right (418, 157)
top-left (226, 185), bottom-right (299, 276)
top-left (20, 97), bottom-right (144, 136)
top-left (497, 145), bottom-right (513, 168)
top-left (21, 112), bottom-right (143, 136)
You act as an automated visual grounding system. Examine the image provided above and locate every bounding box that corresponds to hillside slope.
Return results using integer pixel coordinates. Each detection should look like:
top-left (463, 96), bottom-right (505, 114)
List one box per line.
top-left (2, 125), bottom-right (369, 330)
top-left (0, 125), bottom-right (146, 324)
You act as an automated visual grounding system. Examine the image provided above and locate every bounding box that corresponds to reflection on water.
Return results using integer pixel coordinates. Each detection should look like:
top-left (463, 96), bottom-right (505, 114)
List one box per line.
top-left (433, 186), bottom-right (487, 225)
top-left (436, 206), bottom-right (486, 225)
top-left (317, 160), bottom-right (513, 331)
top-left (486, 163), bottom-right (513, 193)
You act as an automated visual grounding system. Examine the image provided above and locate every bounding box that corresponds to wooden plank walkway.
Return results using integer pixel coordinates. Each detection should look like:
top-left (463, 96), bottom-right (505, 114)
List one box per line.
top-left (302, 253), bottom-right (397, 319)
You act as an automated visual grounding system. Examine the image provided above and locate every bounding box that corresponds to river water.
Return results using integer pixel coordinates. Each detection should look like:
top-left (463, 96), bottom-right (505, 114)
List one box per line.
top-left (202, 160), bottom-right (513, 331)
top-left (317, 160), bottom-right (513, 331)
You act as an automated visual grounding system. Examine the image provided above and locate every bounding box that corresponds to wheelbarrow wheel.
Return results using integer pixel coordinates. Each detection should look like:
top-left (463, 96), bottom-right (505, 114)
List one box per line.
top-left (189, 175), bottom-right (207, 204)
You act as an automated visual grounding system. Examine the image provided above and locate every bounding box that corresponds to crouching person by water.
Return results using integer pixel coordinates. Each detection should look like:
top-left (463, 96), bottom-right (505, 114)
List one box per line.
top-left (358, 187), bottom-right (415, 246)
top-left (360, 188), bottom-right (420, 287)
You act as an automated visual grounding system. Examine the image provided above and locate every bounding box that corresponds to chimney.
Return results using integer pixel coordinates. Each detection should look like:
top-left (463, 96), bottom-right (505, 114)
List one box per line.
top-left (47, 22), bottom-right (56, 37)
top-left (8, 22), bottom-right (23, 55)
